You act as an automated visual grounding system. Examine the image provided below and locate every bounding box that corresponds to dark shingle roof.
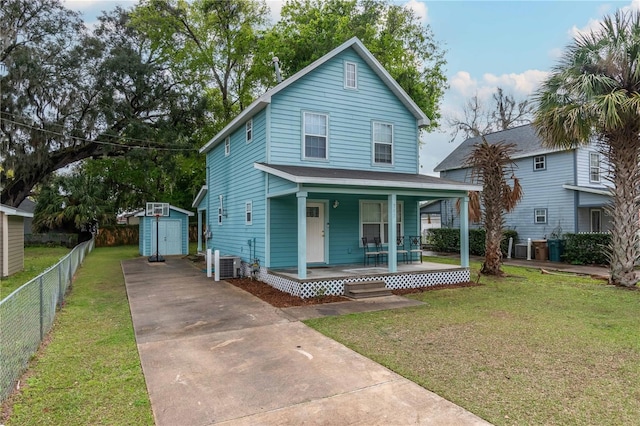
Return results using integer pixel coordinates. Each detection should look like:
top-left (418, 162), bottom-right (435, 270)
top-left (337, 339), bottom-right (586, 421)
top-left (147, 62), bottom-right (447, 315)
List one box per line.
top-left (434, 124), bottom-right (567, 172)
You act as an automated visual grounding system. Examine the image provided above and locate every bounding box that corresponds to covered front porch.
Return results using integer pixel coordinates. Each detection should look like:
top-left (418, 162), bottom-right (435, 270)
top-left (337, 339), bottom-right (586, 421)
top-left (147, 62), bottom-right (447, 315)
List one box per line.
top-left (257, 163), bottom-right (481, 293)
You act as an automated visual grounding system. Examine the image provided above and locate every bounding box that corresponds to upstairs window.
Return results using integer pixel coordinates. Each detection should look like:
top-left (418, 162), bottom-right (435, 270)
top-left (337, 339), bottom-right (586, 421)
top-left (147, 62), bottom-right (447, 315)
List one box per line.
top-left (224, 137), bottom-right (230, 156)
top-left (590, 152), bottom-right (601, 182)
top-left (534, 155), bottom-right (546, 171)
top-left (373, 122), bottom-right (393, 164)
top-left (303, 112), bottom-right (328, 159)
top-left (246, 119), bottom-right (253, 143)
top-left (344, 61), bottom-right (357, 89)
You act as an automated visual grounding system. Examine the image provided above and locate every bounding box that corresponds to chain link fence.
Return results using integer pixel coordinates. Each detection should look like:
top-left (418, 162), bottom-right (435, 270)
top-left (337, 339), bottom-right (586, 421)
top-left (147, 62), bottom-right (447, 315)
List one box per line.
top-left (0, 238), bottom-right (95, 402)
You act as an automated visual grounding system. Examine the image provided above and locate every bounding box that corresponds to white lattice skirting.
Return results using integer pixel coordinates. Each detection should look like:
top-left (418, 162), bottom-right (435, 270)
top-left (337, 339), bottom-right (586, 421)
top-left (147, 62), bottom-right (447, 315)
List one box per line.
top-left (243, 265), bottom-right (471, 299)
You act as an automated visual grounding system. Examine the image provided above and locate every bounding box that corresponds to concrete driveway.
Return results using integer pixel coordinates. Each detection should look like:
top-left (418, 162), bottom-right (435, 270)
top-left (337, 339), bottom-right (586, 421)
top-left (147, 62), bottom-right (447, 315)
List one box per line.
top-left (122, 257), bottom-right (491, 425)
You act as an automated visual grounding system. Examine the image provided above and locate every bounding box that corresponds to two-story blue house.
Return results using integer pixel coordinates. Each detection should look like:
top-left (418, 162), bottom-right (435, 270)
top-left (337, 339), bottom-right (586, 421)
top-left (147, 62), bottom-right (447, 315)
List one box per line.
top-left (195, 37), bottom-right (480, 297)
top-left (435, 124), bottom-right (612, 244)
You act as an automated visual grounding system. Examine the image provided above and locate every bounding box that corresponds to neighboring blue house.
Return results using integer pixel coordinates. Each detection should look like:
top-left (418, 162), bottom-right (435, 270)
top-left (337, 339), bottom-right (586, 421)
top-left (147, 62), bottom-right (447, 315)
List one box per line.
top-left (137, 205), bottom-right (194, 257)
top-left (196, 37), bottom-right (480, 297)
top-left (434, 124), bottom-right (612, 243)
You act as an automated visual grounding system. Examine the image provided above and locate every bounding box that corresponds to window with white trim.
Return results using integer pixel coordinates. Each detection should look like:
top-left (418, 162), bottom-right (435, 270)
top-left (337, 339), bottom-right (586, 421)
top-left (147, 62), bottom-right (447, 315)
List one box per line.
top-left (590, 152), bottom-right (601, 182)
top-left (218, 195), bottom-right (224, 225)
top-left (360, 201), bottom-right (403, 244)
top-left (224, 137), bottom-right (230, 156)
top-left (534, 155), bottom-right (546, 171)
top-left (373, 122), bottom-right (393, 164)
top-left (534, 208), bottom-right (547, 224)
top-left (246, 119), bottom-right (253, 143)
top-left (303, 112), bottom-right (328, 159)
top-left (344, 61), bottom-right (357, 89)
top-left (245, 201), bottom-right (252, 225)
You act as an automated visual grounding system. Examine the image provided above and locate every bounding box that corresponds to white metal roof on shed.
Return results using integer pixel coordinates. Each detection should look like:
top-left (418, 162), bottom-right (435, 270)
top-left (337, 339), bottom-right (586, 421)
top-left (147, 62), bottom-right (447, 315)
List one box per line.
top-left (0, 204), bottom-right (34, 218)
top-left (135, 205), bottom-right (194, 217)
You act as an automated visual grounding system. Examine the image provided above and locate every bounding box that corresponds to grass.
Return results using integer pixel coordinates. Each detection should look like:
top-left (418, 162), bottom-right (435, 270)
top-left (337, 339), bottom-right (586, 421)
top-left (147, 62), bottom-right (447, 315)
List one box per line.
top-left (305, 260), bottom-right (640, 425)
top-left (1, 246), bottom-right (153, 426)
top-left (0, 246), bottom-right (71, 298)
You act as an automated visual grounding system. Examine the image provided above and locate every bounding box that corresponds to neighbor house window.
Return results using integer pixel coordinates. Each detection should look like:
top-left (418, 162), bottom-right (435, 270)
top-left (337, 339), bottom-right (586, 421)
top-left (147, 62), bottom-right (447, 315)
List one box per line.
top-left (360, 201), bottom-right (403, 244)
top-left (224, 137), bottom-right (230, 156)
top-left (534, 208), bottom-right (547, 224)
top-left (344, 61), bottom-right (357, 89)
top-left (534, 155), bottom-right (546, 171)
top-left (590, 152), bottom-right (601, 182)
top-left (246, 119), bottom-right (253, 143)
top-left (373, 121), bottom-right (393, 164)
top-left (303, 112), bottom-right (328, 159)
top-left (218, 195), bottom-right (224, 225)
top-left (245, 201), bottom-right (252, 225)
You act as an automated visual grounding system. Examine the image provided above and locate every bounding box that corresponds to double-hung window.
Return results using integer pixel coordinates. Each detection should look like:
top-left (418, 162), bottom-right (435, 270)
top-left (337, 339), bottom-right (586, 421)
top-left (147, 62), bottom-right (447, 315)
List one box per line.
top-left (246, 119), bottom-right (253, 143)
top-left (373, 121), bottom-right (393, 164)
top-left (218, 195), bottom-right (224, 225)
top-left (303, 112), bottom-right (328, 159)
top-left (245, 201), bottom-right (252, 225)
top-left (534, 155), bottom-right (546, 171)
top-left (344, 61), bottom-right (357, 89)
top-left (224, 137), bottom-right (230, 156)
top-left (360, 201), bottom-right (403, 244)
top-left (534, 208), bottom-right (547, 224)
top-left (590, 152), bottom-right (601, 182)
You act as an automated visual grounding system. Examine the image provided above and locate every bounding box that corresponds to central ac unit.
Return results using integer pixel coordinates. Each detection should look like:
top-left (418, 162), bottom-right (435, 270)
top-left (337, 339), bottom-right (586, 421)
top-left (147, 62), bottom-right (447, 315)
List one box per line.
top-left (219, 256), bottom-right (241, 279)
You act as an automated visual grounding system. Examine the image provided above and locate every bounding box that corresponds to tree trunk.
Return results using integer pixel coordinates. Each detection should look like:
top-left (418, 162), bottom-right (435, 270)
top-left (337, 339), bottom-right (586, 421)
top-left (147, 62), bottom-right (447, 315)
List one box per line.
top-left (608, 135), bottom-right (639, 287)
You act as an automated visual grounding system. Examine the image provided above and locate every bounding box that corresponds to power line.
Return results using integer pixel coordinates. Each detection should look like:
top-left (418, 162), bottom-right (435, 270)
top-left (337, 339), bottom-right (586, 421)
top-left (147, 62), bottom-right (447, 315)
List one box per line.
top-left (0, 116), bottom-right (198, 152)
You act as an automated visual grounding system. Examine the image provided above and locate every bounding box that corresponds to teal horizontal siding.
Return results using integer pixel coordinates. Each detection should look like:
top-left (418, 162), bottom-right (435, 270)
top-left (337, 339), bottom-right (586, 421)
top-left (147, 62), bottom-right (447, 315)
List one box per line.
top-left (269, 49), bottom-right (418, 173)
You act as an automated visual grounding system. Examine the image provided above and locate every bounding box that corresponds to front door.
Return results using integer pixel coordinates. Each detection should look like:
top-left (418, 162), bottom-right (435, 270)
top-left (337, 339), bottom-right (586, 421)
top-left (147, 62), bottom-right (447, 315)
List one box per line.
top-left (306, 202), bottom-right (325, 263)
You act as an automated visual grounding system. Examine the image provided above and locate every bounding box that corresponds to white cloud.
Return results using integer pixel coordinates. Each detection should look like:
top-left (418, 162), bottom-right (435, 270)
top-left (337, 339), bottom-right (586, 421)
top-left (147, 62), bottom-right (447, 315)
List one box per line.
top-left (265, 0), bottom-right (284, 24)
top-left (404, 0), bottom-right (429, 24)
top-left (64, 0), bottom-right (137, 12)
top-left (450, 69), bottom-right (548, 100)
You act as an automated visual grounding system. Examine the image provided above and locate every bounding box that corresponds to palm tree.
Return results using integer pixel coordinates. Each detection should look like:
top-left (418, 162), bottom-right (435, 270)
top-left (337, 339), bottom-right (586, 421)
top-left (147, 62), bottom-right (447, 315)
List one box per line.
top-left (464, 138), bottom-right (523, 276)
top-left (534, 10), bottom-right (640, 287)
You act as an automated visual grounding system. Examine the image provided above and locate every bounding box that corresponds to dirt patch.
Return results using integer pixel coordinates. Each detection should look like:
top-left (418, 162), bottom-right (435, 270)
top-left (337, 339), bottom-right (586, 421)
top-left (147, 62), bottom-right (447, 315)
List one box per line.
top-left (227, 277), bottom-right (349, 308)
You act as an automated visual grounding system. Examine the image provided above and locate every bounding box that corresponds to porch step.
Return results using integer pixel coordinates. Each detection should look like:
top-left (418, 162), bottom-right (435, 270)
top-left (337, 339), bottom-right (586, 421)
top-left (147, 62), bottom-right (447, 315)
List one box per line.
top-left (344, 281), bottom-right (392, 299)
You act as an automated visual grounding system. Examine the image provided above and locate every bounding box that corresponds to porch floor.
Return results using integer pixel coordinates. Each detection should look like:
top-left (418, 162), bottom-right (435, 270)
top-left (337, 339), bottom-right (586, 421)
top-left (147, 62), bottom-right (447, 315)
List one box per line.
top-left (270, 260), bottom-right (463, 282)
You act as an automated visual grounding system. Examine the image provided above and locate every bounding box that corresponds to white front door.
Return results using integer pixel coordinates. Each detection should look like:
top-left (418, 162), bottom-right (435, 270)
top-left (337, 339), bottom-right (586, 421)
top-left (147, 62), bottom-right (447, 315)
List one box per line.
top-left (306, 202), bottom-right (325, 263)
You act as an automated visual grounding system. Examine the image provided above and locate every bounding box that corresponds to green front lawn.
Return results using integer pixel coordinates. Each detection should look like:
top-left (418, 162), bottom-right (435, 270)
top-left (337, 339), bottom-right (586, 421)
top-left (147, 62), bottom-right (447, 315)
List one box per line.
top-left (0, 246), bottom-right (71, 298)
top-left (306, 261), bottom-right (640, 425)
top-left (2, 246), bottom-right (153, 425)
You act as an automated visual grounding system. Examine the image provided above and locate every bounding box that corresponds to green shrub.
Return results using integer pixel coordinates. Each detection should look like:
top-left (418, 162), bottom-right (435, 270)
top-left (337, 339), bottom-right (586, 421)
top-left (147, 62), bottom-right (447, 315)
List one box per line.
top-left (427, 228), bottom-right (518, 256)
top-left (563, 233), bottom-right (610, 265)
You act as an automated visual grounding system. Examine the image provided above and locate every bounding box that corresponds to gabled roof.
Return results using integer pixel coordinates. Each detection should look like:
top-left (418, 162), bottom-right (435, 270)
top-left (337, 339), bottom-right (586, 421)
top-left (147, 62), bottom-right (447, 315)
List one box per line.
top-left (200, 37), bottom-right (430, 154)
top-left (0, 204), bottom-right (34, 218)
top-left (135, 205), bottom-right (194, 217)
top-left (192, 185), bottom-right (208, 208)
top-left (434, 124), bottom-right (568, 173)
top-left (255, 163), bottom-right (481, 192)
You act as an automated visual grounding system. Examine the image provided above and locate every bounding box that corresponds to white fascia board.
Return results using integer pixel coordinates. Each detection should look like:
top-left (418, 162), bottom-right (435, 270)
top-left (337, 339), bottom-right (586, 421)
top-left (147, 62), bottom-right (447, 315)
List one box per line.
top-left (562, 184), bottom-right (612, 196)
top-left (192, 185), bottom-right (208, 208)
top-left (169, 205), bottom-right (195, 216)
top-left (0, 204), bottom-right (33, 218)
top-left (254, 163), bottom-right (481, 192)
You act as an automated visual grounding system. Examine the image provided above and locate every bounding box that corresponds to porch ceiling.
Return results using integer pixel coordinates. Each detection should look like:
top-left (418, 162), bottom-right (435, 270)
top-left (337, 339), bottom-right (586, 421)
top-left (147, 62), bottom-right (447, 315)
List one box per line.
top-left (255, 163), bottom-right (481, 193)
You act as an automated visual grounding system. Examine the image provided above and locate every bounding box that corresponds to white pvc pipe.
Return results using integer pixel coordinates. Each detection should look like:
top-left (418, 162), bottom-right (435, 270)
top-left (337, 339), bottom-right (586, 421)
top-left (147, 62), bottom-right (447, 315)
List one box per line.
top-left (214, 250), bottom-right (220, 282)
top-left (527, 238), bottom-right (532, 261)
top-left (206, 249), bottom-right (212, 278)
top-left (507, 237), bottom-right (513, 259)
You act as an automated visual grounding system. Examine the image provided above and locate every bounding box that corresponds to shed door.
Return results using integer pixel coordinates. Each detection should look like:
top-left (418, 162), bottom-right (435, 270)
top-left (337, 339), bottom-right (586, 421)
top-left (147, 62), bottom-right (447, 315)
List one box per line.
top-left (152, 220), bottom-right (182, 255)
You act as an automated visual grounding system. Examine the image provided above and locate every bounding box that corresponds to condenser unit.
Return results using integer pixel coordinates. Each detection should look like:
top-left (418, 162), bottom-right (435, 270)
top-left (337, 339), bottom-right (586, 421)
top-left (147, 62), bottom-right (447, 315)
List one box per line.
top-left (219, 256), bottom-right (241, 279)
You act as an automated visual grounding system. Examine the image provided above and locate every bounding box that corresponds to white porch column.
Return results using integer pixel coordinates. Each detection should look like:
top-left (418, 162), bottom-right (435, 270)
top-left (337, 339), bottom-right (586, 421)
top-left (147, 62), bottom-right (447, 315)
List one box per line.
top-left (197, 209), bottom-right (203, 252)
top-left (460, 195), bottom-right (470, 267)
top-left (388, 193), bottom-right (398, 273)
top-left (297, 191), bottom-right (308, 279)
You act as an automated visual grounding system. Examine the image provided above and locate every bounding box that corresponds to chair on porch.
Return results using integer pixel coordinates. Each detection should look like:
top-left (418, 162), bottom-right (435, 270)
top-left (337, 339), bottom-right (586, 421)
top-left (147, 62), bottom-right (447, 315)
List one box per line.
top-left (396, 236), bottom-right (409, 264)
top-left (362, 237), bottom-right (381, 266)
top-left (409, 235), bottom-right (422, 263)
top-left (373, 236), bottom-right (388, 264)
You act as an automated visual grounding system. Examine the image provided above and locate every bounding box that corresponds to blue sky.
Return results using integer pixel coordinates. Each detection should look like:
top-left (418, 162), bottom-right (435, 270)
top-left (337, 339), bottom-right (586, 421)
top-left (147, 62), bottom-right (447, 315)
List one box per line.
top-left (64, 0), bottom-right (637, 174)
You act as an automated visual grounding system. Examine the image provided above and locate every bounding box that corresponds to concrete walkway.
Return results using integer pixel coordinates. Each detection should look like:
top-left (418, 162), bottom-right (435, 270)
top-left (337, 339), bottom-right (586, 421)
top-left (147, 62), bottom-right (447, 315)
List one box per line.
top-left (122, 257), bottom-right (490, 425)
